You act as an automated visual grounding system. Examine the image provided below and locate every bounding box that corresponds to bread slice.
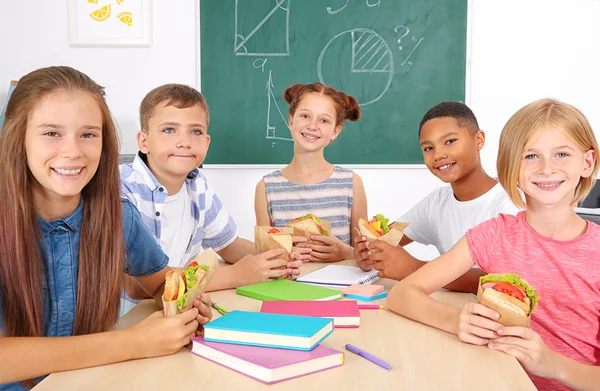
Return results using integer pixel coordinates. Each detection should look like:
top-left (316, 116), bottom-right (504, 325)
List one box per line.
top-left (477, 288), bottom-right (530, 327)
top-left (270, 233), bottom-right (293, 252)
top-left (357, 218), bottom-right (381, 239)
top-left (482, 288), bottom-right (528, 316)
top-left (288, 218), bottom-right (321, 235)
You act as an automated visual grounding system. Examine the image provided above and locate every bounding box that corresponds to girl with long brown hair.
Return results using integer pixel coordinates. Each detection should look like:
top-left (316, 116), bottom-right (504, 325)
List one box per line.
top-left (0, 66), bottom-right (212, 390)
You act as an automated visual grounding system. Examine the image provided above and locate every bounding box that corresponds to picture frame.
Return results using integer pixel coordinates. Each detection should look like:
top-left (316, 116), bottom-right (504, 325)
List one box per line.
top-left (67, 0), bottom-right (152, 47)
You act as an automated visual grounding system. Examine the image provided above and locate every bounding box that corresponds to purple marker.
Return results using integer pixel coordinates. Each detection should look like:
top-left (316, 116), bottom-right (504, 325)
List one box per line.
top-left (345, 344), bottom-right (392, 370)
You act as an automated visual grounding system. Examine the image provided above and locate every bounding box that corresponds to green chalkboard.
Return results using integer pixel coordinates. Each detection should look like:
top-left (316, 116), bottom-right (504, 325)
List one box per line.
top-left (200, 0), bottom-right (467, 164)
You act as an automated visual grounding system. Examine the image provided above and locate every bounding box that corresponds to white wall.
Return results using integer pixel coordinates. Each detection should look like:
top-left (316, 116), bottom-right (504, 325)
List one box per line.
top-left (2, 0), bottom-right (599, 259)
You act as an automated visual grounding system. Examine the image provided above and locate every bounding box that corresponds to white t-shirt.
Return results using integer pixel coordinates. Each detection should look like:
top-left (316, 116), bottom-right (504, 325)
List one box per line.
top-left (159, 184), bottom-right (195, 267)
top-left (399, 183), bottom-right (520, 255)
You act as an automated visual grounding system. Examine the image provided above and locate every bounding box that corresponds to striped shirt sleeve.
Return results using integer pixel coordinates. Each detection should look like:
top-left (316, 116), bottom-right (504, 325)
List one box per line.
top-left (201, 182), bottom-right (238, 251)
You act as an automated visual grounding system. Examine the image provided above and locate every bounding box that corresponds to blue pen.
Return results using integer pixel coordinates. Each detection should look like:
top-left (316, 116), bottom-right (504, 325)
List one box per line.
top-left (345, 344), bottom-right (392, 370)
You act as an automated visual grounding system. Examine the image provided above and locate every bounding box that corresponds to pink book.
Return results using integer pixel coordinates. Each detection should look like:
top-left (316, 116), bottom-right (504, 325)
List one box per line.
top-left (260, 300), bottom-right (360, 328)
top-left (342, 284), bottom-right (384, 297)
top-left (191, 337), bottom-right (344, 384)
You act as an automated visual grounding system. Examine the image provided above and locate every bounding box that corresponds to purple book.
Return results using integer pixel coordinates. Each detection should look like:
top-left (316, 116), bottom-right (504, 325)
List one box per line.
top-left (191, 337), bottom-right (344, 384)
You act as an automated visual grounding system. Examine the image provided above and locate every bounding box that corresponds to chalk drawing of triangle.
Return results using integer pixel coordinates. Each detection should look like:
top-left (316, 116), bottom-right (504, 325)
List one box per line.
top-left (266, 70), bottom-right (292, 141)
top-left (234, 0), bottom-right (290, 56)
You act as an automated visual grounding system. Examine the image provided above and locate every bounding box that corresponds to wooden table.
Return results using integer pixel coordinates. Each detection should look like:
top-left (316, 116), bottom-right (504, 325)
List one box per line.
top-left (34, 260), bottom-right (536, 390)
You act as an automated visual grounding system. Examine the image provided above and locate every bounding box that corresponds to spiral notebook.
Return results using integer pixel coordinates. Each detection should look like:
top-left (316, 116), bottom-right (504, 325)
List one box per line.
top-left (296, 265), bottom-right (380, 287)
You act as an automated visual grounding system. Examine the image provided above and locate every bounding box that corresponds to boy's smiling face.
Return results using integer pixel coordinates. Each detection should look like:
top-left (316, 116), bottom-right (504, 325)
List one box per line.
top-left (419, 117), bottom-right (485, 184)
top-left (137, 101), bottom-right (210, 183)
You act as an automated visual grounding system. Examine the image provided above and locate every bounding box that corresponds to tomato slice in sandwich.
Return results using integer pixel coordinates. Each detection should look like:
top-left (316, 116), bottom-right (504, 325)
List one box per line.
top-left (492, 282), bottom-right (525, 302)
top-left (268, 228), bottom-right (281, 234)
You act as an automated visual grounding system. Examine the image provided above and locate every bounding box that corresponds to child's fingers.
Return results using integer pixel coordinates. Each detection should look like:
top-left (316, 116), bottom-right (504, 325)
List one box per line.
top-left (261, 248), bottom-right (286, 259)
top-left (370, 241), bottom-right (389, 252)
top-left (488, 342), bottom-right (531, 362)
top-left (353, 235), bottom-right (368, 244)
top-left (467, 324), bottom-right (499, 340)
top-left (309, 251), bottom-right (330, 261)
top-left (293, 236), bottom-right (308, 245)
top-left (268, 269), bottom-right (289, 279)
top-left (357, 258), bottom-right (374, 268)
top-left (310, 235), bottom-right (334, 245)
top-left (178, 308), bottom-right (199, 325)
top-left (468, 315), bottom-right (503, 335)
top-left (290, 250), bottom-right (311, 262)
top-left (491, 336), bottom-right (532, 349)
top-left (355, 241), bottom-right (369, 252)
top-left (458, 330), bottom-right (490, 346)
top-left (292, 247), bottom-right (311, 254)
top-left (265, 258), bottom-right (286, 268)
top-left (372, 261), bottom-right (384, 270)
top-left (287, 260), bottom-right (303, 269)
top-left (287, 268), bottom-right (301, 276)
top-left (470, 303), bottom-right (501, 321)
top-left (308, 243), bottom-right (333, 253)
top-left (496, 326), bottom-right (534, 340)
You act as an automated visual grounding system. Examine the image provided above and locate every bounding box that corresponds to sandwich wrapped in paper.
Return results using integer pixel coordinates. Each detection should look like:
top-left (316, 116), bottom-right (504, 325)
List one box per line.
top-left (255, 226), bottom-right (294, 280)
top-left (355, 214), bottom-right (409, 249)
top-left (476, 273), bottom-right (539, 327)
top-left (285, 213), bottom-right (331, 242)
top-left (162, 249), bottom-right (219, 317)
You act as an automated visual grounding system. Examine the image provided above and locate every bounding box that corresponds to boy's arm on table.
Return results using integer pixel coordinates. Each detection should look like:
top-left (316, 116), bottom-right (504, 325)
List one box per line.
top-left (217, 237), bottom-right (255, 264)
top-left (368, 239), bottom-right (482, 293)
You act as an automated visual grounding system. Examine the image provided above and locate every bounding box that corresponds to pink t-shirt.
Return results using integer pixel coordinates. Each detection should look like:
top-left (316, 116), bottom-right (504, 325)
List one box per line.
top-left (466, 211), bottom-right (600, 391)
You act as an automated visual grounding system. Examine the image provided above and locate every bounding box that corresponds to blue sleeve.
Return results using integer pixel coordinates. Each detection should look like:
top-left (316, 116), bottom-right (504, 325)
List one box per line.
top-left (122, 200), bottom-right (169, 277)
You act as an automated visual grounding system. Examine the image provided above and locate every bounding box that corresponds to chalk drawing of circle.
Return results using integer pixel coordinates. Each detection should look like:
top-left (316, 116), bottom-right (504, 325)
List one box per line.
top-left (317, 28), bottom-right (394, 106)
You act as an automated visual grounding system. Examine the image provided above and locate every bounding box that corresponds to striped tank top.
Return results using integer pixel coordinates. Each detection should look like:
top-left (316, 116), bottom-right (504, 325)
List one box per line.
top-left (263, 166), bottom-right (354, 244)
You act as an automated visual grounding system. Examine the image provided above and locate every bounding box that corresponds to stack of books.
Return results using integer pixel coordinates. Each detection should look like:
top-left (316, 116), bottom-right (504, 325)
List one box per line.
top-left (192, 310), bottom-right (342, 384)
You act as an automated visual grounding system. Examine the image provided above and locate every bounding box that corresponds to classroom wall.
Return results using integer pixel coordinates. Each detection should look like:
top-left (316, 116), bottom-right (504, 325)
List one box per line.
top-left (2, 0), bottom-right (599, 259)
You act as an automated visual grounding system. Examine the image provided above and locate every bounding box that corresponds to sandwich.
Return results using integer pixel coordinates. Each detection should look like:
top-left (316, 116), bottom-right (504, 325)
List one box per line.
top-left (254, 226), bottom-right (294, 279)
top-left (356, 214), bottom-right (409, 248)
top-left (477, 273), bottom-right (540, 327)
top-left (286, 213), bottom-right (331, 240)
top-left (162, 249), bottom-right (219, 317)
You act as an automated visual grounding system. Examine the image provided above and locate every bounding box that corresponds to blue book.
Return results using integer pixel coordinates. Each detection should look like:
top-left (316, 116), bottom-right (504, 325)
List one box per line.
top-left (203, 310), bottom-right (334, 351)
top-left (343, 291), bottom-right (388, 302)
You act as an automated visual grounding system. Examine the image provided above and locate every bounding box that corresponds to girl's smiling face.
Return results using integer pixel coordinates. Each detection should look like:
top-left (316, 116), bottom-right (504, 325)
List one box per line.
top-left (519, 125), bottom-right (595, 208)
top-left (289, 92), bottom-right (342, 152)
top-left (25, 90), bottom-right (103, 210)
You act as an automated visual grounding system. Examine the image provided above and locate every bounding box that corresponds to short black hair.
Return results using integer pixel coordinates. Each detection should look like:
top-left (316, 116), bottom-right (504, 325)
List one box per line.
top-left (419, 101), bottom-right (480, 135)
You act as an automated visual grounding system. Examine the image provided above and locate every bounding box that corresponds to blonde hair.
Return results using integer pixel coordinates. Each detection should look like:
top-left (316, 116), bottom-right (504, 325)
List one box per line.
top-left (497, 98), bottom-right (599, 208)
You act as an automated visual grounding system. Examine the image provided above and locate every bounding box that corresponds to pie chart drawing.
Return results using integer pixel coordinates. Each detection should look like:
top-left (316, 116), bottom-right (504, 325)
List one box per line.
top-left (317, 28), bottom-right (394, 106)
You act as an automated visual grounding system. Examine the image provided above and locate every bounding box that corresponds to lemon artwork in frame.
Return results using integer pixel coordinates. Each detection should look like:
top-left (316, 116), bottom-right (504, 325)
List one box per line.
top-left (67, 0), bottom-right (151, 46)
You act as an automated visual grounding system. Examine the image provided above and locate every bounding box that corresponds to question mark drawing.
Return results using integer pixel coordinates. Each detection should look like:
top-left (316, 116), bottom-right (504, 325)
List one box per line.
top-left (394, 25), bottom-right (410, 51)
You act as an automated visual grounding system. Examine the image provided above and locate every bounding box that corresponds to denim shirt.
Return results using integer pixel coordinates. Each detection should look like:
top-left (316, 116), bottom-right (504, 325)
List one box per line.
top-left (0, 199), bottom-right (168, 390)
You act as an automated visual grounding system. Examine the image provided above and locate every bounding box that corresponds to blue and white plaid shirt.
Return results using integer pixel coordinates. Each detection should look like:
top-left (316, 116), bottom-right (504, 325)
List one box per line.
top-left (120, 153), bottom-right (238, 267)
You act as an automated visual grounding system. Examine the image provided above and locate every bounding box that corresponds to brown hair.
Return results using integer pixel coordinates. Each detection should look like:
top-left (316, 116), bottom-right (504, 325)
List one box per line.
top-left (0, 66), bottom-right (124, 387)
top-left (498, 98), bottom-right (599, 208)
top-left (139, 83), bottom-right (209, 130)
top-left (283, 82), bottom-right (361, 127)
